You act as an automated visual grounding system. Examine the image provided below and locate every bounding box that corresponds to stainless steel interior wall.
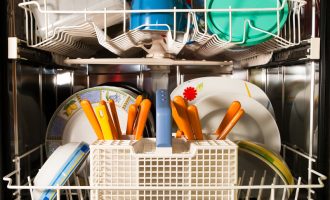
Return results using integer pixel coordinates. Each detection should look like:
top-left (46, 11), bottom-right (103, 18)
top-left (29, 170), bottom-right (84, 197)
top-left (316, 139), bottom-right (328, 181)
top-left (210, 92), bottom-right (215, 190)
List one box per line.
top-left (249, 63), bottom-right (319, 155)
top-left (8, 63), bottom-right (81, 197)
top-left (248, 63), bottom-right (319, 183)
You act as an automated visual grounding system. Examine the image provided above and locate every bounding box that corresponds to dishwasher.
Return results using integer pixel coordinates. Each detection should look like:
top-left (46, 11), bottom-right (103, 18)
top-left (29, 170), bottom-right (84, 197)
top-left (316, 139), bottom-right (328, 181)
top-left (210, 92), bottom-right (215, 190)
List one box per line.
top-left (1, 0), bottom-right (329, 199)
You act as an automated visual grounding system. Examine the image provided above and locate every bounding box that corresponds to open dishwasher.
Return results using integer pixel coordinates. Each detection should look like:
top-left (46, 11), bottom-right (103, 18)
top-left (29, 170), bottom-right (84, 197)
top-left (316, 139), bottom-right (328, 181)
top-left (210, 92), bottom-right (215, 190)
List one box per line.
top-left (1, 0), bottom-right (329, 199)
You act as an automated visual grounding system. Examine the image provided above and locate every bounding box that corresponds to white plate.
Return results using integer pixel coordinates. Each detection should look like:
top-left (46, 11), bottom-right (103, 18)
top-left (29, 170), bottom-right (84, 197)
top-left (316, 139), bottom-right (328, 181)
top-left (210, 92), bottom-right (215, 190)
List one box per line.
top-left (195, 93), bottom-right (281, 153)
top-left (45, 86), bottom-right (136, 156)
top-left (33, 142), bottom-right (89, 200)
top-left (170, 77), bottom-right (275, 117)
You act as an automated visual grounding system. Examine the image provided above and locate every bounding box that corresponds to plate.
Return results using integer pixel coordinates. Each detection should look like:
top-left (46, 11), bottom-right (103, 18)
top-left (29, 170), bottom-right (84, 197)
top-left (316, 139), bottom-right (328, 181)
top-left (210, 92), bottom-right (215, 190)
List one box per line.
top-left (207, 0), bottom-right (289, 46)
top-left (195, 93), bottom-right (281, 153)
top-left (170, 77), bottom-right (275, 117)
top-left (33, 142), bottom-right (89, 200)
top-left (237, 148), bottom-right (291, 198)
top-left (46, 86), bottom-right (136, 156)
top-left (237, 140), bottom-right (294, 185)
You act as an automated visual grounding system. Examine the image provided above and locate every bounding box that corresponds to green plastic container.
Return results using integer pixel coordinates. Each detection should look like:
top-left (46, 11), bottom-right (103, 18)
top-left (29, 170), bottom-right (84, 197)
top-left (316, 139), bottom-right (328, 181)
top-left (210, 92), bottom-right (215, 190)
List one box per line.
top-left (207, 0), bottom-right (289, 46)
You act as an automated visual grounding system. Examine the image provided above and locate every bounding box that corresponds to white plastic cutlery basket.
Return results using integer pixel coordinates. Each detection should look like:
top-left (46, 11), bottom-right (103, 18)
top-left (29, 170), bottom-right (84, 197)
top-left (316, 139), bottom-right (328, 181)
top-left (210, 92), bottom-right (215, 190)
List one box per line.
top-left (89, 136), bottom-right (238, 200)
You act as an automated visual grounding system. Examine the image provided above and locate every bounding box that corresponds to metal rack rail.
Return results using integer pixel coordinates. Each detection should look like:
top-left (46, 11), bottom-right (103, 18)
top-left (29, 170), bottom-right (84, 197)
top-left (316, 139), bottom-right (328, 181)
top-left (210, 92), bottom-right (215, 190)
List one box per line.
top-left (3, 142), bottom-right (326, 200)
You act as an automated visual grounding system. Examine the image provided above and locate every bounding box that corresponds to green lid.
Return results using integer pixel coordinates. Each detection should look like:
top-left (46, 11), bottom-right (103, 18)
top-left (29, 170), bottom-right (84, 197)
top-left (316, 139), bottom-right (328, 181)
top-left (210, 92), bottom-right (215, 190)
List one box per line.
top-left (207, 0), bottom-right (289, 46)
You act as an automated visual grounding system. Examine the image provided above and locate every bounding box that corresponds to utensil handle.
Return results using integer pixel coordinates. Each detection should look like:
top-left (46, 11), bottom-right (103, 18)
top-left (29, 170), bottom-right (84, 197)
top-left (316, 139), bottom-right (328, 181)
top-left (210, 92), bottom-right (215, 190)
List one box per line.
top-left (134, 99), bottom-right (151, 140)
top-left (175, 130), bottom-right (184, 138)
top-left (80, 100), bottom-right (104, 140)
top-left (126, 104), bottom-right (138, 135)
top-left (95, 104), bottom-right (114, 140)
top-left (100, 100), bottom-right (118, 139)
top-left (218, 109), bottom-right (245, 140)
top-left (215, 101), bottom-right (241, 135)
top-left (156, 89), bottom-right (172, 148)
top-left (173, 96), bottom-right (194, 140)
top-left (187, 105), bottom-right (204, 140)
top-left (135, 95), bottom-right (143, 106)
top-left (109, 99), bottom-right (122, 139)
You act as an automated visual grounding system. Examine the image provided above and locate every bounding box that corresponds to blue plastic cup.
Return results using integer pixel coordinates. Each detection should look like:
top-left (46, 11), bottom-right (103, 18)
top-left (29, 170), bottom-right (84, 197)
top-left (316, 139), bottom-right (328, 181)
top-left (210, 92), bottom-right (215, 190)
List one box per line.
top-left (130, 0), bottom-right (187, 31)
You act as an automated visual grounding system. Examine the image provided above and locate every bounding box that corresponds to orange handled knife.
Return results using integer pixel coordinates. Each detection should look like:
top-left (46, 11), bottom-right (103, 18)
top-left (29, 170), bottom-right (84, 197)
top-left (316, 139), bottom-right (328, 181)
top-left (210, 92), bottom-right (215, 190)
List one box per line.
top-left (126, 104), bottom-right (138, 135)
top-left (215, 101), bottom-right (241, 135)
top-left (187, 105), bottom-right (204, 140)
top-left (80, 100), bottom-right (104, 140)
top-left (173, 96), bottom-right (194, 140)
top-left (134, 99), bottom-right (151, 140)
top-left (109, 99), bottom-right (122, 139)
top-left (99, 100), bottom-right (117, 139)
top-left (217, 109), bottom-right (245, 140)
top-left (95, 104), bottom-right (114, 140)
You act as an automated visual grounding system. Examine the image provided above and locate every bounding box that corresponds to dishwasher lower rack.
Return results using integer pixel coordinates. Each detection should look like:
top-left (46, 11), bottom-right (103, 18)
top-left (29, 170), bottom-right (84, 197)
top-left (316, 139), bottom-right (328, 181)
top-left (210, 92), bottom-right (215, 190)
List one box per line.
top-left (3, 140), bottom-right (326, 200)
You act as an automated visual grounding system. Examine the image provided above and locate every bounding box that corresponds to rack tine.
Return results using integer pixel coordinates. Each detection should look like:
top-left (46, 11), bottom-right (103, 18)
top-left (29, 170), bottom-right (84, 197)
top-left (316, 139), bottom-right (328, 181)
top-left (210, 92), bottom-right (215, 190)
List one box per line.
top-left (281, 187), bottom-right (287, 200)
top-left (294, 177), bottom-right (302, 200)
top-left (237, 170), bottom-right (246, 198)
top-left (245, 170), bottom-right (256, 200)
top-left (257, 170), bottom-right (267, 200)
top-left (65, 180), bottom-right (73, 200)
top-left (74, 173), bottom-right (84, 200)
top-left (27, 176), bottom-right (34, 200)
top-left (56, 185), bottom-right (61, 200)
top-left (83, 166), bottom-right (90, 198)
top-left (270, 176), bottom-right (278, 200)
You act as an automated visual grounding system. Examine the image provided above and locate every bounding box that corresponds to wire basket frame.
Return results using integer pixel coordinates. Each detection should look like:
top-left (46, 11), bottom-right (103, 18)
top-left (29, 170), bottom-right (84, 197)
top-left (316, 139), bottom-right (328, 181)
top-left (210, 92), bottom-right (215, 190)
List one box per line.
top-left (18, 0), bottom-right (306, 60)
top-left (2, 141), bottom-right (326, 200)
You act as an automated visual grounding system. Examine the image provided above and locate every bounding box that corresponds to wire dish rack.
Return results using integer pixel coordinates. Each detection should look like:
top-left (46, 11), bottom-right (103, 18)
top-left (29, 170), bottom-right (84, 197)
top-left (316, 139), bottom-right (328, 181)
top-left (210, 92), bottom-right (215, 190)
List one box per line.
top-left (18, 0), bottom-right (306, 61)
top-left (3, 137), bottom-right (326, 200)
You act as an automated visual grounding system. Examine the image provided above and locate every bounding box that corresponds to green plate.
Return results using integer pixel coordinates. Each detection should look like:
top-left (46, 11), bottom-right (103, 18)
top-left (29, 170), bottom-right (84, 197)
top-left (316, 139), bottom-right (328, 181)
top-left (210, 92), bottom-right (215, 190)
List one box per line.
top-left (207, 0), bottom-right (289, 46)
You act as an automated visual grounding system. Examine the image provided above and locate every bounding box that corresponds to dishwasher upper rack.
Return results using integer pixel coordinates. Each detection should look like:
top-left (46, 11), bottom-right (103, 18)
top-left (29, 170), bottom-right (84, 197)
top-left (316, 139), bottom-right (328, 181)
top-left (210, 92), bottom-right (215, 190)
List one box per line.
top-left (3, 143), bottom-right (326, 200)
top-left (18, 0), bottom-right (306, 61)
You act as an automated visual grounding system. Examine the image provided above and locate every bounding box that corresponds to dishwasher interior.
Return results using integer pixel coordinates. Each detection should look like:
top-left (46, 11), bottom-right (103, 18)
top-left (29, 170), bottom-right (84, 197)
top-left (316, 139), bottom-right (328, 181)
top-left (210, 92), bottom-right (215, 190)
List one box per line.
top-left (2, 0), bottom-right (327, 199)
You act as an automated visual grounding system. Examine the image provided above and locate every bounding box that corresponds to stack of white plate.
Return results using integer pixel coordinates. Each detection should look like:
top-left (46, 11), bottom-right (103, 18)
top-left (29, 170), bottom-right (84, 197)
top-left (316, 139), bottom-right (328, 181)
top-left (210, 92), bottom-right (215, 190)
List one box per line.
top-left (171, 77), bottom-right (280, 153)
top-left (171, 77), bottom-right (294, 197)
